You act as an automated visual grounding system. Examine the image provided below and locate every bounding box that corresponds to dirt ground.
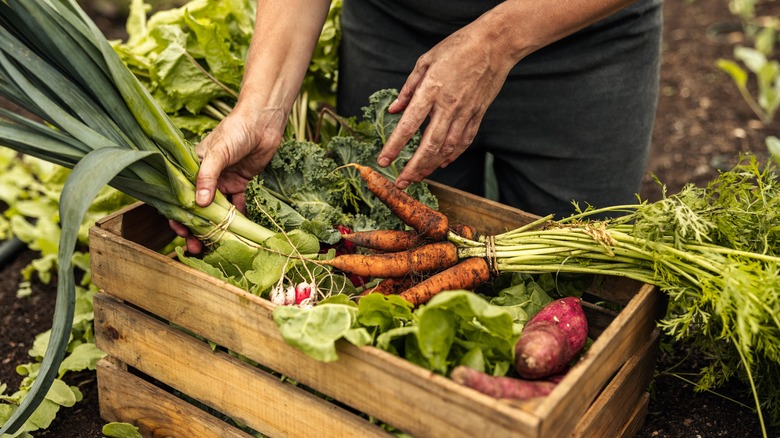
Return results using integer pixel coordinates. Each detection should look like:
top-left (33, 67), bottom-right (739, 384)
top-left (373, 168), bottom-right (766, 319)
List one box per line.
top-left (2, 0), bottom-right (780, 436)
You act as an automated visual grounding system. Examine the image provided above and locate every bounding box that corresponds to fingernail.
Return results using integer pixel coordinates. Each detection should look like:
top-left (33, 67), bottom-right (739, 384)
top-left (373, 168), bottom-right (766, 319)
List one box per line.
top-left (396, 179), bottom-right (409, 190)
top-left (378, 157), bottom-right (390, 167)
top-left (196, 189), bottom-right (211, 205)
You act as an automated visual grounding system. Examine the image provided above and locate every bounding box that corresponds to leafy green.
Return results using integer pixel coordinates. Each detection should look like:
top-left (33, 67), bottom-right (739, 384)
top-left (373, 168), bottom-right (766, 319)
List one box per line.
top-left (273, 283), bottom-right (553, 376)
top-left (244, 89), bottom-right (439, 238)
top-left (273, 302), bottom-right (370, 362)
top-left (102, 422), bottom-right (143, 438)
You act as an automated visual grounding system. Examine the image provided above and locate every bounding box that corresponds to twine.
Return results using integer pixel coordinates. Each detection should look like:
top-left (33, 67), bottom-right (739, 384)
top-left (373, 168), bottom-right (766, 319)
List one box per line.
top-left (485, 235), bottom-right (499, 276)
top-left (195, 204), bottom-right (237, 246)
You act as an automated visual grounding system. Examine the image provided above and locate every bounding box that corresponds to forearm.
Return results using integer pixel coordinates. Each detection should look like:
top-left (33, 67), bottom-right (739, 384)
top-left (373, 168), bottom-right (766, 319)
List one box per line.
top-left (477, 0), bottom-right (637, 63)
top-left (234, 0), bottom-right (331, 120)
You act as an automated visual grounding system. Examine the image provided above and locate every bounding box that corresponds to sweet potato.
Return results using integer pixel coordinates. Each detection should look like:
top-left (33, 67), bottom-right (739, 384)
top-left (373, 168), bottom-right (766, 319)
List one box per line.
top-left (450, 366), bottom-right (557, 400)
top-left (514, 297), bottom-right (588, 379)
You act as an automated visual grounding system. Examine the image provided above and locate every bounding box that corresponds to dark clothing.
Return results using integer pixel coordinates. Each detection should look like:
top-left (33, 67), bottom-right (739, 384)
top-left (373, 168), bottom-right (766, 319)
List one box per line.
top-left (337, 0), bottom-right (664, 218)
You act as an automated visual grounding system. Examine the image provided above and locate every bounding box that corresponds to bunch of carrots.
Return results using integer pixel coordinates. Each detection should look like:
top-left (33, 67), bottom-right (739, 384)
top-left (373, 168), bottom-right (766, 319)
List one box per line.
top-left (322, 164), bottom-right (494, 306)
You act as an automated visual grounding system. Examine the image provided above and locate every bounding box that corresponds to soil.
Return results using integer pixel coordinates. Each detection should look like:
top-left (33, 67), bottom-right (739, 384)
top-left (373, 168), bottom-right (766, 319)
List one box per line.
top-left (2, 0), bottom-right (780, 437)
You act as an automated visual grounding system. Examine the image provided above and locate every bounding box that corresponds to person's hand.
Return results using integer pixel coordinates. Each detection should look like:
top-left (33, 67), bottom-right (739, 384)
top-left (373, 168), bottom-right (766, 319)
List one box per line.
top-left (170, 104), bottom-right (287, 253)
top-left (377, 22), bottom-right (517, 189)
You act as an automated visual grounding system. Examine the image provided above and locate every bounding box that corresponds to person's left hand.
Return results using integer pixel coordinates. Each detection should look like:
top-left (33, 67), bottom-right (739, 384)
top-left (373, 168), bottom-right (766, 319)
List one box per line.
top-left (377, 21), bottom-right (516, 189)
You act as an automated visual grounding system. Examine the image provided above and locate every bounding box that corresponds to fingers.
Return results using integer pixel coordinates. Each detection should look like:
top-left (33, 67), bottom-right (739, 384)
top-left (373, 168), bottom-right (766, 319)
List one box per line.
top-left (168, 219), bottom-right (205, 255)
top-left (394, 111), bottom-right (480, 188)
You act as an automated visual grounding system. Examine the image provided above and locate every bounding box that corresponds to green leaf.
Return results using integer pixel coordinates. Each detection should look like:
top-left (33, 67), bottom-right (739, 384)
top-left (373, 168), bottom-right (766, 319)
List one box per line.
top-left (416, 308), bottom-right (456, 374)
top-left (102, 422), bottom-right (143, 438)
top-left (43, 379), bottom-right (77, 408)
top-left (766, 136), bottom-right (780, 166)
top-left (734, 45), bottom-right (767, 73)
top-left (717, 59), bottom-right (748, 88)
top-left (272, 303), bottom-right (357, 362)
top-left (58, 343), bottom-right (106, 375)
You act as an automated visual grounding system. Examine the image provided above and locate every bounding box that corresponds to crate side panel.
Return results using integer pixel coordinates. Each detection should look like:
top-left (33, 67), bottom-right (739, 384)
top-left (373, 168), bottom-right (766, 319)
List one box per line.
top-left (534, 284), bottom-right (663, 437)
top-left (572, 329), bottom-right (660, 437)
top-left (94, 294), bottom-right (392, 438)
top-left (97, 359), bottom-right (252, 438)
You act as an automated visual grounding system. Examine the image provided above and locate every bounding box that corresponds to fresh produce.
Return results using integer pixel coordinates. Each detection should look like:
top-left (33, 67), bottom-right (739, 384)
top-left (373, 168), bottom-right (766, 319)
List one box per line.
top-left (321, 241), bottom-right (459, 278)
top-left (514, 297), bottom-right (588, 379)
top-left (345, 163), bottom-right (449, 239)
top-left (450, 365), bottom-right (558, 400)
top-left (340, 229), bottom-right (423, 252)
top-left (397, 257), bottom-right (491, 306)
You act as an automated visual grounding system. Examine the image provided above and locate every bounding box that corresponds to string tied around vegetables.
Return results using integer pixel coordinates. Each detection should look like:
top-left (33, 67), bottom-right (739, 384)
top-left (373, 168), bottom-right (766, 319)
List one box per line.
top-left (485, 234), bottom-right (499, 276)
top-left (196, 203), bottom-right (238, 247)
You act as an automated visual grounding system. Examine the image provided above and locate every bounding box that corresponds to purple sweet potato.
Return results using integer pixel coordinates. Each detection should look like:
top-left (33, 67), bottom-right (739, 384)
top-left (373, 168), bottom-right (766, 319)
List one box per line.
top-left (451, 366), bottom-right (558, 400)
top-left (514, 297), bottom-right (588, 379)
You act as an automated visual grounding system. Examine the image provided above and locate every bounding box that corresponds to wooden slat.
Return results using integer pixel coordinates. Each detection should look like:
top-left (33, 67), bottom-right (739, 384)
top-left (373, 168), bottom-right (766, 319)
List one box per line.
top-left (94, 293), bottom-right (391, 438)
top-left (97, 359), bottom-right (252, 438)
top-left (533, 283), bottom-right (663, 437)
top-left (572, 330), bottom-right (660, 437)
top-left (618, 393), bottom-right (651, 438)
top-left (428, 180), bottom-right (540, 234)
top-left (90, 223), bottom-right (540, 438)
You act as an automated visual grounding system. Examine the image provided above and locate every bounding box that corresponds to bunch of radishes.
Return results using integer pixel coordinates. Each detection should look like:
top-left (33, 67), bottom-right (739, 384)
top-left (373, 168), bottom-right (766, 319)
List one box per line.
top-left (269, 281), bottom-right (319, 308)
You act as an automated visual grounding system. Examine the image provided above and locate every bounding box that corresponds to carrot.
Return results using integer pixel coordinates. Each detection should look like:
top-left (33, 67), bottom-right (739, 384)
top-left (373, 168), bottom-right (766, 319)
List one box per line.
top-left (347, 163), bottom-right (449, 239)
top-left (450, 366), bottom-right (557, 400)
top-left (341, 229), bottom-right (423, 252)
top-left (398, 257), bottom-right (491, 306)
top-left (449, 223), bottom-right (479, 241)
top-left (357, 276), bottom-right (418, 297)
top-left (321, 241), bottom-right (459, 278)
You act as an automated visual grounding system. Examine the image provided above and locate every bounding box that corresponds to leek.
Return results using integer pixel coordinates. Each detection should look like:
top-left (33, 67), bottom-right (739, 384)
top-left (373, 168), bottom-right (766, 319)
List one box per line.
top-left (0, 1), bottom-right (282, 432)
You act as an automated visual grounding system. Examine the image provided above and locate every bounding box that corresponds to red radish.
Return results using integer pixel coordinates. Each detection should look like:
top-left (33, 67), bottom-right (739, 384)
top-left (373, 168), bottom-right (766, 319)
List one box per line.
top-left (514, 297), bottom-right (588, 379)
top-left (451, 366), bottom-right (557, 400)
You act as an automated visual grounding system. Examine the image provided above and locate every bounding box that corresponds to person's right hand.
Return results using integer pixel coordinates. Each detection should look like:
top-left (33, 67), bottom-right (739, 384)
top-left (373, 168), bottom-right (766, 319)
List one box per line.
top-left (170, 104), bottom-right (288, 254)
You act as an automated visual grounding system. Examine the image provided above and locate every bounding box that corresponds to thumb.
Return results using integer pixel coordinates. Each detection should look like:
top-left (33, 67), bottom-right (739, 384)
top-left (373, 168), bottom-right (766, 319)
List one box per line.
top-left (195, 154), bottom-right (224, 207)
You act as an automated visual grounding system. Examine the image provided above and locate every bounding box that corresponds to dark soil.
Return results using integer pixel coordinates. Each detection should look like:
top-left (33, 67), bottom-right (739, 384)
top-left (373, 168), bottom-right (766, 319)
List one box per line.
top-left (2, 0), bottom-right (780, 437)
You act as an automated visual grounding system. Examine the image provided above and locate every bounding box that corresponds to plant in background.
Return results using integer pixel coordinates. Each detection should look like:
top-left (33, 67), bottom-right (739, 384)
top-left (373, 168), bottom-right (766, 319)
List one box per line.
top-left (114, 0), bottom-right (342, 138)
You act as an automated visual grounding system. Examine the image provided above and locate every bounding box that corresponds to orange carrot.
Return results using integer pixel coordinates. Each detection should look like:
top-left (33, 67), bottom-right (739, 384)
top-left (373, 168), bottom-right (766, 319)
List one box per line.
top-left (348, 163), bottom-right (449, 239)
top-left (357, 276), bottom-right (418, 297)
top-left (321, 241), bottom-right (459, 278)
top-left (341, 229), bottom-right (423, 252)
top-left (449, 223), bottom-right (479, 241)
top-left (398, 257), bottom-right (491, 306)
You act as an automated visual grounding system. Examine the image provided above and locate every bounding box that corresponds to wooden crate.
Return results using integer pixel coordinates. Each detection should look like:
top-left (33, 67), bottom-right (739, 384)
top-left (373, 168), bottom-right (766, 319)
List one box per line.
top-left (90, 181), bottom-right (666, 438)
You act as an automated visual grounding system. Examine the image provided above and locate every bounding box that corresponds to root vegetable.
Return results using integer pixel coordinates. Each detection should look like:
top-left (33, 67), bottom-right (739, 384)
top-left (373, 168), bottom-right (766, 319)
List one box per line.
top-left (341, 229), bottom-right (423, 252)
top-left (347, 163), bottom-right (449, 239)
top-left (321, 241), bottom-right (459, 278)
top-left (514, 297), bottom-right (588, 379)
top-left (359, 276), bottom-right (418, 297)
top-left (451, 366), bottom-right (557, 400)
top-left (449, 223), bottom-right (479, 240)
top-left (398, 257), bottom-right (491, 306)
